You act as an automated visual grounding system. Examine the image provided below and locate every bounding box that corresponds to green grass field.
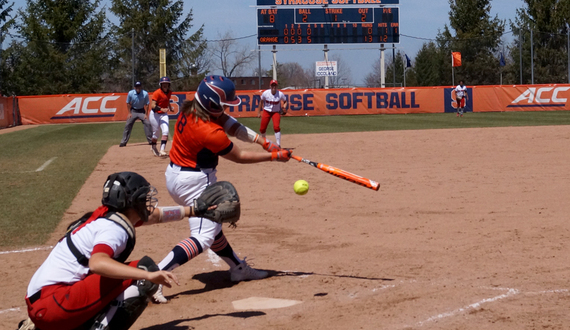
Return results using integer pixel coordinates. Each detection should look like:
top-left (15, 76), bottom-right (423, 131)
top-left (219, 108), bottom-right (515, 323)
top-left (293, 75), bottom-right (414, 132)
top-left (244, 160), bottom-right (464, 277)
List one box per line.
top-left (2, 111), bottom-right (570, 248)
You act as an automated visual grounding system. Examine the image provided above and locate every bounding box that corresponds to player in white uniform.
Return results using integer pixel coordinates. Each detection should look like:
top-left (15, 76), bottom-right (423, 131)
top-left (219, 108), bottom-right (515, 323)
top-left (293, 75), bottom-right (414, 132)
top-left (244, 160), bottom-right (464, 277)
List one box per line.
top-left (20, 172), bottom-right (235, 330)
top-left (258, 79), bottom-right (288, 147)
top-left (454, 80), bottom-right (468, 117)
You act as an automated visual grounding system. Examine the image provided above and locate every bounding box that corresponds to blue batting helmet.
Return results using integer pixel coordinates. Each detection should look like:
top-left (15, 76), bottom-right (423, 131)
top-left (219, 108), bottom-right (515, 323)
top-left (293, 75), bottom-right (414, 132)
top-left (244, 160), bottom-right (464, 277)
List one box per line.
top-left (196, 75), bottom-right (241, 115)
top-left (159, 76), bottom-right (171, 85)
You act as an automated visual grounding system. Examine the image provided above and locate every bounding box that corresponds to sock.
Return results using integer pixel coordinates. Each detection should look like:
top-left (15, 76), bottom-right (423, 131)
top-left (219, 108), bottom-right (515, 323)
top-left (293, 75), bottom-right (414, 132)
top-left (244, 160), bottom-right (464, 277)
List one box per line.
top-left (160, 139), bottom-right (167, 151)
top-left (158, 238), bottom-right (203, 271)
top-left (211, 231), bottom-right (241, 268)
top-left (275, 132), bottom-right (281, 146)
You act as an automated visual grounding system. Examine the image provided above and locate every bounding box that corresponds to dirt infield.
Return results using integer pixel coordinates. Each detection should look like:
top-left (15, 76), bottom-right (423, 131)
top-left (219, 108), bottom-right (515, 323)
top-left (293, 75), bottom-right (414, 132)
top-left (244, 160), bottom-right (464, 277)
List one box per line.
top-left (2, 126), bottom-right (570, 330)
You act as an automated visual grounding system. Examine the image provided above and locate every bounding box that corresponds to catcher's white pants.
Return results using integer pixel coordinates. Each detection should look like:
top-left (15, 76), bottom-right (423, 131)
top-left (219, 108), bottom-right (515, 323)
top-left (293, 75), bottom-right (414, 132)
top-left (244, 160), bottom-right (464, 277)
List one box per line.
top-left (165, 164), bottom-right (221, 249)
top-left (150, 110), bottom-right (169, 139)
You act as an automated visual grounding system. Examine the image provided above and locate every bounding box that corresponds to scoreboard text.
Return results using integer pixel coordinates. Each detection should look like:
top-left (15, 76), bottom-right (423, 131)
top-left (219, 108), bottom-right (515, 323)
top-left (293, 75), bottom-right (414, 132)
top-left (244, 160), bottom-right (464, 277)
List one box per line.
top-left (258, 7), bottom-right (399, 44)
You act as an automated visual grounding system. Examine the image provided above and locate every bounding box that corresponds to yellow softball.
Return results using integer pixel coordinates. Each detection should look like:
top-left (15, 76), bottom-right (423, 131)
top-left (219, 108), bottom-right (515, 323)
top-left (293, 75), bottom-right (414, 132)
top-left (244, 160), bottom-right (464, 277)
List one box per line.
top-left (293, 180), bottom-right (309, 195)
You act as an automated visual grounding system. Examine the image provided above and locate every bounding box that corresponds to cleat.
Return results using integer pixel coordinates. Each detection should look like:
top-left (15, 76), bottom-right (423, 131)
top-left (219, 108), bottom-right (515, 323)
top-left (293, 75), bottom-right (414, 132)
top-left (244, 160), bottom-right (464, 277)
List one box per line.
top-left (17, 318), bottom-right (36, 330)
top-left (159, 150), bottom-right (168, 158)
top-left (119, 143), bottom-right (126, 147)
top-left (151, 144), bottom-right (159, 157)
top-left (230, 258), bottom-right (268, 282)
top-left (152, 285), bottom-right (168, 304)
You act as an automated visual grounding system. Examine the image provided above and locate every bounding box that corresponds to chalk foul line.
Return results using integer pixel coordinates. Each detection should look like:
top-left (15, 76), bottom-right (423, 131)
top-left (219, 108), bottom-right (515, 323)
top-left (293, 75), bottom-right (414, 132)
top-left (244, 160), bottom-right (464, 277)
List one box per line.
top-left (0, 246), bottom-right (53, 255)
top-left (35, 157), bottom-right (57, 172)
top-left (414, 287), bottom-right (570, 327)
top-left (0, 307), bottom-right (21, 315)
top-left (416, 289), bottom-right (520, 326)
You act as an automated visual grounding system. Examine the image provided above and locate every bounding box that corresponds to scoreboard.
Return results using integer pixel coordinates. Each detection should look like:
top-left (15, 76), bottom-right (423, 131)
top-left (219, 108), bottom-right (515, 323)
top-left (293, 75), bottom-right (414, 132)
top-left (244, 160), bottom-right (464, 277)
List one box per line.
top-left (257, 7), bottom-right (399, 45)
top-left (257, 0), bottom-right (399, 5)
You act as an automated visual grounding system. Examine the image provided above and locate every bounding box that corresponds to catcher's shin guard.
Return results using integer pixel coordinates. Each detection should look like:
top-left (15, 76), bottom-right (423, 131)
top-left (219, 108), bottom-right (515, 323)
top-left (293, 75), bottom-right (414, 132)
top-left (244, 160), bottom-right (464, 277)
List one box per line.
top-left (135, 256), bottom-right (160, 297)
top-left (87, 256), bottom-right (159, 330)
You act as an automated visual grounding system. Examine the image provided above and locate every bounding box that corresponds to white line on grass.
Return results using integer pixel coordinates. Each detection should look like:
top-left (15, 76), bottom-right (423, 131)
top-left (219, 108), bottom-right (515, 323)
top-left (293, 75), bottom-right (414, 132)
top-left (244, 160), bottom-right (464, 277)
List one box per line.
top-left (35, 157), bottom-right (57, 172)
top-left (0, 246), bottom-right (53, 255)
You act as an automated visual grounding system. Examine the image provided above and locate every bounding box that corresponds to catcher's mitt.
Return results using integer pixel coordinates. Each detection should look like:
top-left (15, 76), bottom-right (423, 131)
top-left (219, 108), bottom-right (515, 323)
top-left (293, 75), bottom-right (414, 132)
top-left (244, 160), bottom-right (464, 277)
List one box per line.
top-left (194, 181), bottom-right (240, 226)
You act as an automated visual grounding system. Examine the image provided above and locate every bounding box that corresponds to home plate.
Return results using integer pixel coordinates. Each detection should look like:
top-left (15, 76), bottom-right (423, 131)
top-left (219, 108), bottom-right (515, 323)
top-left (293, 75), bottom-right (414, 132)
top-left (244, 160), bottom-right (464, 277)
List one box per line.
top-left (232, 297), bottom-right (302, 310)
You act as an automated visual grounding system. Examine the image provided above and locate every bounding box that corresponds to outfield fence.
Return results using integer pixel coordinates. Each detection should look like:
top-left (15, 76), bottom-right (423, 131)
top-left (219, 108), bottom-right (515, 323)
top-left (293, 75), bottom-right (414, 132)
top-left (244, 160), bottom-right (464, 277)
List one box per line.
top-left (11, 84), bottom-right (570, 125)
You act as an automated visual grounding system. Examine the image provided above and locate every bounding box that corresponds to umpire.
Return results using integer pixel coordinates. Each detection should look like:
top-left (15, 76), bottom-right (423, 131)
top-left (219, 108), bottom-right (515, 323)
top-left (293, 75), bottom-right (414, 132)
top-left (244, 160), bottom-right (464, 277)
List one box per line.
top-left (120, 81), bottom-right (152, 147)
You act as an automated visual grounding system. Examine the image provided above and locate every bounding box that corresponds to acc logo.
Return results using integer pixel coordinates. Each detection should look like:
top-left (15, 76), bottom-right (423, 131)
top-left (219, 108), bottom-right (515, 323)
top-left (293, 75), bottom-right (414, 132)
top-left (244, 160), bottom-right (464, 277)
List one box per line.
top-left (53, 96), bottom-right (120, 119)
top-left (510, 87), bottom-right (570, 108)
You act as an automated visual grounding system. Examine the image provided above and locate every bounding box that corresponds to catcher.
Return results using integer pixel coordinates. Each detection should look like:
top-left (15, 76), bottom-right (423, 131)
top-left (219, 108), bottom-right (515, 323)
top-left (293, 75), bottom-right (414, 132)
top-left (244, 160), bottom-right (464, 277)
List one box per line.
top-left (19, 172), bottom-right (240, 330)
top-left (152, 75), bottom-right (290, 303)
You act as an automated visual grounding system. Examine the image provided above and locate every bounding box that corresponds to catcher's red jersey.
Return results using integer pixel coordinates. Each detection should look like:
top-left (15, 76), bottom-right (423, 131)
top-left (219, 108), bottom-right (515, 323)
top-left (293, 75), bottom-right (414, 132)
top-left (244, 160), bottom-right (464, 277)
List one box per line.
top-left (169, 113), bottom-right (233, 169)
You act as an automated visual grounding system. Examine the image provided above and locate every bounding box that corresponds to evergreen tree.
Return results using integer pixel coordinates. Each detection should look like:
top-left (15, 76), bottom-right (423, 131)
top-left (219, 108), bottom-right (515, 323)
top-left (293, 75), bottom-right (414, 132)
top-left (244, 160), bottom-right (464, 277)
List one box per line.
top-left (109, 0), bottom-right (207, 92)
top-left (414, 41), bottom-right (447, 86)
top-left (3, 0), bottom-right (109, 95)
top-left (439, 0), bottom-right (505, 85)
top-left (385, 50), bottom-right (405, 87)
top-left (0, 0), bottom-right (15, 94)
top-left (507, 0), bottom-right (569, 84)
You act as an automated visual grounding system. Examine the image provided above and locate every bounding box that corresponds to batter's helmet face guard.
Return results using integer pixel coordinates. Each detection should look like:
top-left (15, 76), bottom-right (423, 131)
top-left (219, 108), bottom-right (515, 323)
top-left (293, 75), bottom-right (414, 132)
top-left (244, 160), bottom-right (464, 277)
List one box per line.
top-left (196, 75), bottom-right (241, 116)
top-left (102, 172), bottom-right (158, 223)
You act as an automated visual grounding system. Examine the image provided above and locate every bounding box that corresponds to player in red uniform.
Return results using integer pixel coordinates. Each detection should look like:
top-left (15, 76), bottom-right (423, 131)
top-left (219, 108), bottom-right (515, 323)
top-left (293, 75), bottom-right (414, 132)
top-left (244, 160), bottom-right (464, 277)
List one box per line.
top-left (258, 79), bottom-right (288, 146)
top-left (152, 75), bottom-right (289, 303)
top-left (150, 77), bottom-right (173, 157)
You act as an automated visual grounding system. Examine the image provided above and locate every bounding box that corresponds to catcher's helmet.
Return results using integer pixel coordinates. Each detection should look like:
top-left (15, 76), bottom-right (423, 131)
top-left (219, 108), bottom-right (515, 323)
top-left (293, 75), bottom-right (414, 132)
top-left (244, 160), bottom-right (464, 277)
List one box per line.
top-left (102, 172), bottom-right (157, 223)
top-left (195, 75), bottom-right (241, 116)
top-left (159, 76), bottom-right (171, 86)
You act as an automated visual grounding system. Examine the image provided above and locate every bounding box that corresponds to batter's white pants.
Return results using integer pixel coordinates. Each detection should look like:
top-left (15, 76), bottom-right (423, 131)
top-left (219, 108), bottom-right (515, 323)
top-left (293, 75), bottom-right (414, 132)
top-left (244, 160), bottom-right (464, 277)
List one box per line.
top-left (150, 110), bottom-right (169, 140)
top-left (165, 164), bottom-right (222, 249)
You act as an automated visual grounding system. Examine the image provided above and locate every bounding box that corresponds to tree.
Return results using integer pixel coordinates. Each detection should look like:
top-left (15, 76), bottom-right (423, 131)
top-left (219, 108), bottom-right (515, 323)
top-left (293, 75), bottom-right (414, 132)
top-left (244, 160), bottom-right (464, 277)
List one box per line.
top-left (365, 50), bottom-right (417, 87)
top-left (266, 62), bottom-right (312, 88)
top-left (3, 0), bottom-right (109, 95)
top-left (439, 0), bottom-right (505, 85)
top-left (309, 54), bottom-right (352, 88)
top-left (0, 0), bottom-right (15, 94)
top-left (210, 31), bottom-right (256, 78)
top-left (109, 0), bottom-right (207, 92)
top-left (507, 0), bottom-right (570, 84)
top-left (326, 54), bottom-right (352, 88)
top-left (413, 41), bottom-right (448, 86)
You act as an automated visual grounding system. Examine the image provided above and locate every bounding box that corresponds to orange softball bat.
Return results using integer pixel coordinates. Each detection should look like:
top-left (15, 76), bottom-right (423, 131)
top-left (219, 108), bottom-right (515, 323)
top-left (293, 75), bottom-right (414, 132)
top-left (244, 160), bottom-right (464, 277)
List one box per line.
top-left (290, 155), bottom-right (380, 191)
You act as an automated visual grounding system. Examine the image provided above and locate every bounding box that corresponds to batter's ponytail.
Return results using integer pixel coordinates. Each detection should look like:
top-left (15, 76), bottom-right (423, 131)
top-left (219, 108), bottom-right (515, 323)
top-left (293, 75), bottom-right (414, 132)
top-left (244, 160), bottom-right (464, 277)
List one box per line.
top-left (181, 99), bottom-right (210, 123)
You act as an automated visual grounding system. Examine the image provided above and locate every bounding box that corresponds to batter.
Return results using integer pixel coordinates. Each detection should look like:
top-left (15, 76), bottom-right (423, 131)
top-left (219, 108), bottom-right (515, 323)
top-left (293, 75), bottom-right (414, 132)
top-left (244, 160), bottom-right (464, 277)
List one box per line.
top-left (152, 75), bottom-right (291, 303)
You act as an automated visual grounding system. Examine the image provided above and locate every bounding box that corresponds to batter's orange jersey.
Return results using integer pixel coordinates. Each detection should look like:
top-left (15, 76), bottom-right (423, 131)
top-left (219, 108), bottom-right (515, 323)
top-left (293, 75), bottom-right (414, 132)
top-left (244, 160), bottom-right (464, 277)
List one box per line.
top-left (169, 113), bottom-right (234, 169)
top-left (151, 88), bottom-right (172, 114)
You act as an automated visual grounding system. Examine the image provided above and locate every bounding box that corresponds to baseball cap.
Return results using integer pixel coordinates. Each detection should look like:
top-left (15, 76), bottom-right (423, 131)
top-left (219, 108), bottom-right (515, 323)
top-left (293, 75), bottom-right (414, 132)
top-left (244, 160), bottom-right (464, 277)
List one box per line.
top-left (134, 81), bottom-right (142, 87)
top-left (270, 79), bottom-right (278, 86)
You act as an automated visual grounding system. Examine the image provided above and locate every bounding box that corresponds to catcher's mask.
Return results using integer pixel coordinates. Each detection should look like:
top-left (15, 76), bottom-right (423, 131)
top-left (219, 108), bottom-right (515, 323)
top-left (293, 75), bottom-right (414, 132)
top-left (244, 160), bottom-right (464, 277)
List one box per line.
top-left (102, 172), bottom-right (158, 223)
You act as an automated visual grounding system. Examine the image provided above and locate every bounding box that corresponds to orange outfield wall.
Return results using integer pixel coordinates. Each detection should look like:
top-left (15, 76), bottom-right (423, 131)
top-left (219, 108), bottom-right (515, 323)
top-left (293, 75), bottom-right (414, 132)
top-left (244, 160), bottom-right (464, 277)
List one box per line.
top-left (16, 84), bottom-right (570, 125)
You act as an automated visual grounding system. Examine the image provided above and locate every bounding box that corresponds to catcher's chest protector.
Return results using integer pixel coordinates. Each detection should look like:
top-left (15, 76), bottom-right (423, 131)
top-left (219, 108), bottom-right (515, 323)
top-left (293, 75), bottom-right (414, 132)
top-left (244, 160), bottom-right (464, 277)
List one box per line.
top-left (64, 212), bottom-right (136, 266)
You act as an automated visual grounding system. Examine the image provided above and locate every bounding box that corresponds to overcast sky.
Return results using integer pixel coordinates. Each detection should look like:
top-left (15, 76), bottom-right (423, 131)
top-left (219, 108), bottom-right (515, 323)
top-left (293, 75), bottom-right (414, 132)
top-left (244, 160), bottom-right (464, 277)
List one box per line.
top-left (10, 0), bottom-right (526, 85)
